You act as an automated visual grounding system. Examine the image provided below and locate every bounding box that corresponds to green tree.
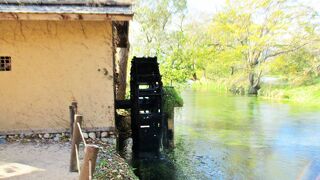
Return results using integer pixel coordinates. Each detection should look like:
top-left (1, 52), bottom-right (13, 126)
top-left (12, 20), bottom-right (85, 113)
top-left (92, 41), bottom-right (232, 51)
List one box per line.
top-left (132, 0), bottom-right (190, 85)
top-left (209, 0), bottom-right (318, 94)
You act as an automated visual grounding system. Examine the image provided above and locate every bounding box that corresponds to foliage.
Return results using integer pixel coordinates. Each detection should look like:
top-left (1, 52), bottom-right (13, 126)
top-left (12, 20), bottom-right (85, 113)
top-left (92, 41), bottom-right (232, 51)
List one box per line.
top-left (133, 0), bottom-right (195, 85)
top-left (133, 0), bottom-right (320, 98)
top-left (268, 48), bottom-right (320, 86)
top-left (163, 86), bottom-right (183, 118)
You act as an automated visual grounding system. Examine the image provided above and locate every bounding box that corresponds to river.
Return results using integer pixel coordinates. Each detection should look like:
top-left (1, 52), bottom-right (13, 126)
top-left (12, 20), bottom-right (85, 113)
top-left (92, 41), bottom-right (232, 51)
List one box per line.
top-left (133, 90), bottom-right (320, 180)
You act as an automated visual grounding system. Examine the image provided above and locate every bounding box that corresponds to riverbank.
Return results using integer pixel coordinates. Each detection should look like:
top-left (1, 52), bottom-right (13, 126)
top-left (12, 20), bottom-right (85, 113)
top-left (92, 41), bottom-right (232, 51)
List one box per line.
top-left (259, 83), bottom-right (320, 105)
top-left (191, 80), bottom-right (320, 106)
top-left (93, 141), bottom-right (138, 180)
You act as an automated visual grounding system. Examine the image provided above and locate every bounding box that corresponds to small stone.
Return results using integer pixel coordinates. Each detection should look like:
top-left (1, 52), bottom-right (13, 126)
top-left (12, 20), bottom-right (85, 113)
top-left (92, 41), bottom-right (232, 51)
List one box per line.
top-left (0, 138), bottom-right (6, 144)
top-left (102, 138), bottom-right (116, 145)
top-left (89, 132), bottom-right (96, 140)
top-left (110, 134), bottom-right (116, 138)
top-left (96, 132), bottom-right (101, 138)
top-left (19, 134), bottom-right (25, 138)
top-left (53, 134), bottom-right (61, 141)
top-left (65, 132), bottom-right (70, 137)
top-left (101, 132), bottom-right (108, 138)
top-left (109, 131), bottom-right (114, 135)
top-left (101, 138), bottom-right (108, 142)
top-left (44, 133), bottom-right (50, 138)
top-left (55, 134), bottom-right (61, 138)
top-left (25, 132), bottom-right (33, 137)
top-left (38, 134), bottom-right (43, 138)
top-left (110, 138), bottom-right (116, 145)
top-left (83, 132), bottom-right (89, 139)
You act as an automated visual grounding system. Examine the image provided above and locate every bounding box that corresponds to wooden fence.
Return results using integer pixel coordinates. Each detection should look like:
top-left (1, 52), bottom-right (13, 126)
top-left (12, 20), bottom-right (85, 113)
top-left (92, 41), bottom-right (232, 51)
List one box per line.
top-left (69, 102), bottom-right (99, 180)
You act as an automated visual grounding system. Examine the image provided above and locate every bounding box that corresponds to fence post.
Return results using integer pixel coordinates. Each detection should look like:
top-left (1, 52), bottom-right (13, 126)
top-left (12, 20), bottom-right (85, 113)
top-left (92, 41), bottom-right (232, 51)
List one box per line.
top-left (69, 101), bottom-right (78, 135)
top-left (72, 101), bottom-right (78, 114)
top-left (70, 114), bottom-right (83, 172)
top-left (69, 106), bottom-right (75, 136)
top-left (79, 145), bottom-right (99, 180)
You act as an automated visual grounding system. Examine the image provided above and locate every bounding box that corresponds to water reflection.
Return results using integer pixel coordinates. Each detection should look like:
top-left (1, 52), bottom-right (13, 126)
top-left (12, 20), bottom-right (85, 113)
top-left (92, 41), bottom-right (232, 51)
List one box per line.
top-left (134, 90), bottom-right (320, 179)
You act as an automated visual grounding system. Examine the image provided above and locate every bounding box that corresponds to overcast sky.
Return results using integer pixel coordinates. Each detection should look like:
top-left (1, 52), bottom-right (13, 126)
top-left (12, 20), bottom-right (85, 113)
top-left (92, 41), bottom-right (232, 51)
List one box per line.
top-left (131, 0), bottom-right (319, 43)
top-left (187, 0), bottom-right (320, 16)
top-left (187, 0), bottom-right (224, 15)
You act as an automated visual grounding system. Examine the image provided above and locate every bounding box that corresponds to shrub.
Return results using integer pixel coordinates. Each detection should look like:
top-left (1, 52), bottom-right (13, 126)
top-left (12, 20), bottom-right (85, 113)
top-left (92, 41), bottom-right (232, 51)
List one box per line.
top-left (162, 86), bottom-right (183, 118)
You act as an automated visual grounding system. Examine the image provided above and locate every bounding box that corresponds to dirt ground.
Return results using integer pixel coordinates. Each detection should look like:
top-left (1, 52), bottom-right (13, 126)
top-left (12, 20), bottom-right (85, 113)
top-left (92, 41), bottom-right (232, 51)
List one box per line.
top-left (0, 142), bottom-right (78, 180)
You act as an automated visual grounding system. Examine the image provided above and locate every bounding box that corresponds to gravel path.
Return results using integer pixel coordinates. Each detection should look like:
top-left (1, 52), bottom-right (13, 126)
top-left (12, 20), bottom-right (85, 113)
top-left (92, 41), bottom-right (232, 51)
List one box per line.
top-left (0, 142), bottom-right (78, 180)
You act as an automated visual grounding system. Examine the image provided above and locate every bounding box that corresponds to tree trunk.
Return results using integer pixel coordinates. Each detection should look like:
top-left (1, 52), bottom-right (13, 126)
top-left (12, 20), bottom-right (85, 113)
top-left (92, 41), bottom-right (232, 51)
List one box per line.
top-left (248, 72), bottom-right (261, 95)
top-left (192, 72), bottom-right (197, 80)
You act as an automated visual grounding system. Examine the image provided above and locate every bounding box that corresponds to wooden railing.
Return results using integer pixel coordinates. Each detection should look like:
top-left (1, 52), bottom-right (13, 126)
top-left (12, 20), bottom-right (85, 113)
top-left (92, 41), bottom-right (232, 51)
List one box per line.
top-left (69, 102), bottom-right (99, 180)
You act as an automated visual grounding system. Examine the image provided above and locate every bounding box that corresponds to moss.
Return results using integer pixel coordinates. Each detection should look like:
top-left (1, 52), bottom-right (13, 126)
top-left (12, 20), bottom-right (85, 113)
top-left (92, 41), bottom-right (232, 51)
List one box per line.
top-left (163, 86), bottom-right (183, 118)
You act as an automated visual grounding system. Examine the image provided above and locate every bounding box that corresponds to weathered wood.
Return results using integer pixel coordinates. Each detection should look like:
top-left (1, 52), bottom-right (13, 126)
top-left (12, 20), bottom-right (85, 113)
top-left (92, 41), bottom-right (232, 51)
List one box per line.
top-left (113, 21), bottom-right (129, 48)
top-left (69, 106), bottom-right (75, 135)
top-left (69, 101), bottom-right (77, 135)
top-left (114, 21), bottom-right (129, 100)
top-left (79, 145), bottom-right (99, 180)
top-left (0, 13), bottom-right (133, 21)
top-left (71, 101), bottom-right (78, 114)
top-left (69, 114), bottom-right (83, 172)
top-left (116, 47), bottom-right (129, 100)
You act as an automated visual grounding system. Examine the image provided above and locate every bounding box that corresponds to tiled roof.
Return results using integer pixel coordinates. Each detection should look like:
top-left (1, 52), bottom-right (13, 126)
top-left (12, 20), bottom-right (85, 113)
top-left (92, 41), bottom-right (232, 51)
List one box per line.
top-left (0, 4), bottom-right (132, 14)
top-left (0, 0), bottom-right (133, 15)
top-left (0, 0), bottom-right (132, 6)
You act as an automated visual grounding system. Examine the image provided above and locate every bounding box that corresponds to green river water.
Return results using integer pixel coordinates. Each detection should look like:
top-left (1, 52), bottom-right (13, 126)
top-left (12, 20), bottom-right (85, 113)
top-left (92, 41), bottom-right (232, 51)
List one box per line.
top-left (134, 90), bottom-right (320, 180)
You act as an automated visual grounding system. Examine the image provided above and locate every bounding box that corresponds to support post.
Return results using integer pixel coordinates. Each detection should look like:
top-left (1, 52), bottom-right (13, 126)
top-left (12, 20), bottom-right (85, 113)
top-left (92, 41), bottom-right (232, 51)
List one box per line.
top-left (116, 47), bottom-right (129, 100)
top-left (113, 21), bottom-right (129, 100)
top-left (70, 114), bottom-right (83, 172)
top-left (79, 145), bottom-right (99, 180)
top-left (72, 101), bottom-right (78, 114)
top-left (69, 101), bottom-right (78, 135)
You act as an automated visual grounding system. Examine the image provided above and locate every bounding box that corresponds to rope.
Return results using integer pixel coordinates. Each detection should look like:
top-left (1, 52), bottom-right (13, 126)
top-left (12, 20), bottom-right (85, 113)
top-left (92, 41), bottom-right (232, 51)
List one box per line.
top-left (77, 122), bottom-right (87, 146)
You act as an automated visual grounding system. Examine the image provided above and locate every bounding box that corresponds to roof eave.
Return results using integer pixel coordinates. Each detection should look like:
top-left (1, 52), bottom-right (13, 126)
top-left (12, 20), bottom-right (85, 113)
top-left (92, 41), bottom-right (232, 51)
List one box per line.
top-left (0, 12), bottom-right (133, 21)
top-left (0, 4), bottom-right (133, 21)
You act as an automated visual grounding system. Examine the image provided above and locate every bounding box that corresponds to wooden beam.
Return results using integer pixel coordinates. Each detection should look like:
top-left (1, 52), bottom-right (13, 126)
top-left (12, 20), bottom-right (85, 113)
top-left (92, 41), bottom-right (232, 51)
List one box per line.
top-left (0, 12), bottom-right (132, 21)
top-left (113, 21), bottom-right (129, 100)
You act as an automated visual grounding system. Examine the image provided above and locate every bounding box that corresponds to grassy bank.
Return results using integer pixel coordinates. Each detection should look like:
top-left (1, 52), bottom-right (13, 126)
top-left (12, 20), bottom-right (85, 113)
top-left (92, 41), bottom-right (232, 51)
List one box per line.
top-left (259, 83), bottom-right (320, 105)
top-left (191, 80), bottom-right (320, 105)
top-left (191, 80), bottom-right (228, 93)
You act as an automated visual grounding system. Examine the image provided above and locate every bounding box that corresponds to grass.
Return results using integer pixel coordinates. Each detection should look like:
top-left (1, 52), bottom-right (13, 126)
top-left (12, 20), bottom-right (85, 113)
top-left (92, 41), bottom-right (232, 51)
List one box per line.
top-left (191, 80), bottom-right (228, 93)
top-left (191, 79), bottom-right (320, 106)
top-left (259, 83), bottom-right (320, 105)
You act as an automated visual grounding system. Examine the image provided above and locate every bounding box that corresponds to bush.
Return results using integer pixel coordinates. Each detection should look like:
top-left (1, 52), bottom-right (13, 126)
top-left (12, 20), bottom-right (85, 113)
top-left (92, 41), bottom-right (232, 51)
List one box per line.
top-left (162, 86), bottom-right (183, 118)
